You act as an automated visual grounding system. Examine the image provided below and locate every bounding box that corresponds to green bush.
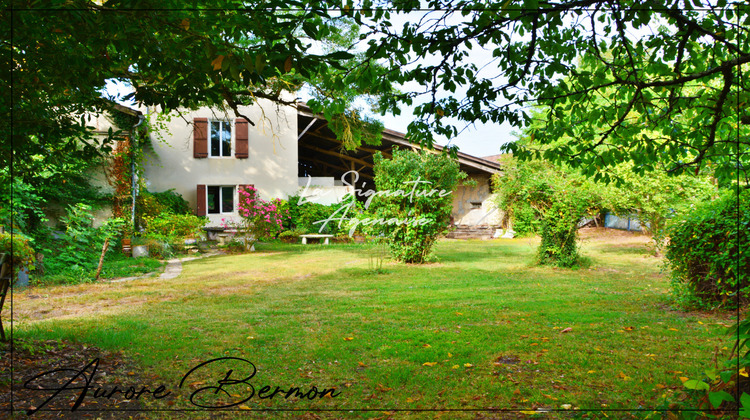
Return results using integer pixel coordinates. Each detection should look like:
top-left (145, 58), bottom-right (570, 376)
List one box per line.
top-left (666, 188), bottom-right (749, 309)
top-left (493, 155), bottom-right (602, 267)
top-left (278, 229), bottom-right (304, 243)
top-left (150, 189), bottom-right (192, 215)
top-left (512, 202), bottom-right (541, 236)
top-left (369, 149), bottom-right (465, 264)
top-left (0, 231), bottom-right (36, 275)
top-left (143, 213), bottom-right (206, 240)
top-left (35, 204), bottom-right (124, 283)
top-left (137, 234), bottom-right (174, 259)
top-left (285, 195), bottom-right (350, 235)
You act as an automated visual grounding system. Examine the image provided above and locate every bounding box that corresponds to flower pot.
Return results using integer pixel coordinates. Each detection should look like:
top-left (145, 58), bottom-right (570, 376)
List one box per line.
top-left (122, 238), bottom-right (132, 255)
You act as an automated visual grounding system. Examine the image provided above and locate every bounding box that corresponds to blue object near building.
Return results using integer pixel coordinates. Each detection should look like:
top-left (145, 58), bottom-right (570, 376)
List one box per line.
top-left (604, 213), bottom-right (644, 232)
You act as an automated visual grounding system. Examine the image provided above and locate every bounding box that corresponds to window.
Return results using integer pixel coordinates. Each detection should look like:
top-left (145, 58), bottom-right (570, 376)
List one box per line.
top-left (207, 186), bottom-right (234, 214)
top-left (209, 121), bottom-right (232, 157)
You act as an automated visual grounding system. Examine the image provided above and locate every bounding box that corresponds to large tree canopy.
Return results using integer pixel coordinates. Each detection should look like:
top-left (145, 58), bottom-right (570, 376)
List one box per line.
top-left (339, 0), bottom-right (749, 184)
top-left (6, 1), bottom-right (748, 186)
top-left (3, 0), bottom-right (385, 173)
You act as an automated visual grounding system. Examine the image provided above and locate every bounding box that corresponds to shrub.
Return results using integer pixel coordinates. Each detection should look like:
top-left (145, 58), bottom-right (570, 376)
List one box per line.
top-left (666, 188), bottom-right (749, 308)
top-left (493, 156), bottom-right (602, 268)
top-left (150, 189), bottom-right (192, 215)
top-left (221, 186), bottom-right (289, 251)
top-left (143, 213), bottom-right (206, 240)
top-left (512, 202), bottom-right (541, 236)
top-left (0, 232), bottom-right (36, 276)
top-left (136, 191), bottom-right (168, 221)
top-left (285, 195), bottom-right (349, 235)
top-left (36, 204), bottom-right (124, 281)
top-left (369, 149), bottom-right (465, 264)
top-left (278, 229), bottom-right (304, 243)
top-left (136, 234), bottom-right (174, 259)
top-left (537, 192), bottom-right (593, 267)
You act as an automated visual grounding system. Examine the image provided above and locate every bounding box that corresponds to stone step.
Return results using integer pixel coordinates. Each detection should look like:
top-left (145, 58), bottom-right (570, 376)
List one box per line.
top-left (444, 226), bottom-right (500, 239)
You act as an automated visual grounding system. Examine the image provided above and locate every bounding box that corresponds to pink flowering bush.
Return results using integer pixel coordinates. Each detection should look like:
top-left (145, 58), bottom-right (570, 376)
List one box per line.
top-left (222, 186), bottom-right (289, 251)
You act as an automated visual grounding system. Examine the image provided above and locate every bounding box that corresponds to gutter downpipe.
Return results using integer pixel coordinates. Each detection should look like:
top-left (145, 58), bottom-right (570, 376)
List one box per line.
top-left (130, 113), bottom-right (146, 230)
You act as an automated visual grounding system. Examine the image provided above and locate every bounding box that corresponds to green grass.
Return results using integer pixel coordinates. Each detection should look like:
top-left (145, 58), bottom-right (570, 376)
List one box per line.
top-left (15, 235), bottom-right (738, 418)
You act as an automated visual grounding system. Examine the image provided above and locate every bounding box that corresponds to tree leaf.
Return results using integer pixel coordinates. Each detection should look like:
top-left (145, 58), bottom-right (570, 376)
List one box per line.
top-left (211, 55), bottom-right (224, 71)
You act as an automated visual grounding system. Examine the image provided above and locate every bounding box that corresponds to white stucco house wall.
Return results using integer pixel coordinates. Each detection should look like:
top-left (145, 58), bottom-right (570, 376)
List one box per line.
top-left (95, 100), bottom-right (502, 233)
top-left (141, 100), bottom-right (298, 227)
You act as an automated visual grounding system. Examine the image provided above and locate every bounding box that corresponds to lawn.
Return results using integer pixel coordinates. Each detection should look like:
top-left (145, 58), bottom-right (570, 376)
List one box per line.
top-left (12, 229), bottom-right (739, 418)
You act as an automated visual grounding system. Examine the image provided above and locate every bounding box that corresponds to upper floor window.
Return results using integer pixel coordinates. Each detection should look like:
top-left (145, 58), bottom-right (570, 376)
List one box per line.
top-left (194, 117), bottom-right (248, 159)
top-left (210, 121), bottom-right (232, 157)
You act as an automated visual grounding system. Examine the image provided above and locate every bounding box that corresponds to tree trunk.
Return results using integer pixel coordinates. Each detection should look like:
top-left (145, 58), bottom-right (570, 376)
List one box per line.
top-left (95, 238), bottom-right (110, 281)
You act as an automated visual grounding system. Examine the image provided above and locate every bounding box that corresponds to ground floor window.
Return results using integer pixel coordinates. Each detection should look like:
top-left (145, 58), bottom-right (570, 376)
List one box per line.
top-left (207, 186), bottom-right (234, 214)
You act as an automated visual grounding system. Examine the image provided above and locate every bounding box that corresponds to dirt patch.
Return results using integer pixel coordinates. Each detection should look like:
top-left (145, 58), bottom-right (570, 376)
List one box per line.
top-left (0, 338), bottom-right (163, 419)
top-left (579, 226), bottom-right (649, 240)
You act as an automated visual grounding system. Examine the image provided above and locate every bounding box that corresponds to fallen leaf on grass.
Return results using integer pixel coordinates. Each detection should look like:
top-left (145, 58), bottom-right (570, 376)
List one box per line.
top-left (668, 328), bottom-right (679, 332)
top-left (542, 393), bottom-right (558, 400)
top-left (560, 327), bottom-right (573, 333)
top-left (423, 362), bottom-right (437, 367)
top-left (377, 384), bottom-right (392, 392)
top-left (464, 363), bottom-right (474, 368)
top-left (623, 326), bottom-right (634, 331)
top-left (679, 377), bottom-right (689, 383)
top-left (617, 372), bottom-right (631, 381)
top-left (422, 344), bottom-right (431, 348)
top-left (343, 337), bottom-right (354, 341)
top-left (587, 370), bottom-right (596, 374)
top-left (358, 362), bottom-right (367, 367)
top-left (452, 365), bottom-right (459, 369)
top-left (561, 404), bottom-right (572, 409)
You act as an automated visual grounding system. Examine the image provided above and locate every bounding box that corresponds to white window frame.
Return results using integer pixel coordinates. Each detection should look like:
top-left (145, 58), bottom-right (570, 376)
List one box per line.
top-left (208, 120), bottom-right (233, 158)
top-left (206, 185), bottom-right (235, 214)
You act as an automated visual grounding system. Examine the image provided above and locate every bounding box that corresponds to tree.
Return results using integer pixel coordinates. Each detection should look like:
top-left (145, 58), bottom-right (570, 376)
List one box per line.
top-left (601, 163), bottom-right (717, 254)
top-left (341, 1), bottom-right (749, 184)
top-left (4, 0), bottom-right (389, 177)
top-left (493, 155), bottom-right (603, 267)
top-left (368, 149), bottom-right (465, 263)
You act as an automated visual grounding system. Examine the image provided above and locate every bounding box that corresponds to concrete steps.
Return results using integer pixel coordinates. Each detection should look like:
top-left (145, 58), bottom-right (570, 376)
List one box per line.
top-left (445, 225), bottom-right (498, 240)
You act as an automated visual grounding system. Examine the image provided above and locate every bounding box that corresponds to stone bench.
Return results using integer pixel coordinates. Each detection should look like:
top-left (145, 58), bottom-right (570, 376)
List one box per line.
top-left (300, 234), bottom-right (334, 245)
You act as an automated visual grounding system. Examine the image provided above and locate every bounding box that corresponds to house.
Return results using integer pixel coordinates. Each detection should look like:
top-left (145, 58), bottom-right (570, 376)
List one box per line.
top-left (102, 101), bottom-right (503, 234)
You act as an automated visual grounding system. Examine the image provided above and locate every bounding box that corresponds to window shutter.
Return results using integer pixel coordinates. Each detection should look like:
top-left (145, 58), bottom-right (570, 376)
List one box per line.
top-left (235, 118), bottom-right (249, 159)
top-left (193, 118), bottom-right (208, 158)
top-left (196, 184), bottom-right (206, 216)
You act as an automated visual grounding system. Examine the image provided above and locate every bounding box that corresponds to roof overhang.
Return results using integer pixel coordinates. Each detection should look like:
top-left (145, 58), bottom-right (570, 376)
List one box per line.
top-left (296, 102), bottom-right (501, 177)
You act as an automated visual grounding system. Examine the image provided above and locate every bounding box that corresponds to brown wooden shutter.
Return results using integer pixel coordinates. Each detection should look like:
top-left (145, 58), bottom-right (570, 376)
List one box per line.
top-left (235, 118), bottom-right (248, 159)
top-left (196, 185), bottom-right (206, 216)
top-left (193, 118), bottom-right (208, 158)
